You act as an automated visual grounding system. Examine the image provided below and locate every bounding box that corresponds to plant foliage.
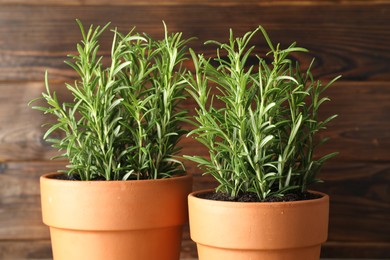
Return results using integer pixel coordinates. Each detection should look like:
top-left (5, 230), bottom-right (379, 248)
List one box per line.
top-left (30, 20), bottom-right (192, 181)
top-left (185, 26), bottom-right (339, 200)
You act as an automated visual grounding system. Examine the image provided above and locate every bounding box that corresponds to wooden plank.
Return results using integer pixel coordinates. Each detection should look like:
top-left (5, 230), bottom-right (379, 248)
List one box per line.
top-left (0, 160), bottom-right (388, 243)
top-left (313, 81), bottom-right (390, 162)
top-left (0, 160), bottom-right (388, 258)
top-left (0, 81), bottom-right (67, 161)
top-left (314, 162), bottom-right (390, 243)
top-left (1, 81), bottom-right (389, 162)
top-left (0, 2), bottom-right (388, 258)
top-left (321, 242), bottom-right (390, 258)
top-left (0, 161), bottom-right (66, 240)
top-left (0, 240), bottom-right (52, 260)
top-left (1, 0), bottom-right (387, 6)
top-left (0, 4), bottom-right (389, 81)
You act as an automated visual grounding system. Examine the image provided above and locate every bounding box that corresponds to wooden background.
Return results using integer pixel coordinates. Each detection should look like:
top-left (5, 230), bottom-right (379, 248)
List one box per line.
top-left (0, 0), bottom-right (389, 259)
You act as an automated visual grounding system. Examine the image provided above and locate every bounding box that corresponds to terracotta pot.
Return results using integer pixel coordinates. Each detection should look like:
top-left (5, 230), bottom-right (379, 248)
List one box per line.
top-left (41, 173), bottom-right (192, 260)
top-left (188, 189), bottom-right (329, 260)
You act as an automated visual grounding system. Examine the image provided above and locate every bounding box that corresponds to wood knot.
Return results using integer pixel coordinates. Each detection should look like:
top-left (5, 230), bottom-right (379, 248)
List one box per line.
top-left (0, 162), bottom-right (7, 174)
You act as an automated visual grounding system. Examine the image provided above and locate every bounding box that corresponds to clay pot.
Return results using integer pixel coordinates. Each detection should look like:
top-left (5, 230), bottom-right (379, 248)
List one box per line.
top-left (41, 173), bottom-right (192, 260)
top-left (188, 190), bottom-right (329, 260)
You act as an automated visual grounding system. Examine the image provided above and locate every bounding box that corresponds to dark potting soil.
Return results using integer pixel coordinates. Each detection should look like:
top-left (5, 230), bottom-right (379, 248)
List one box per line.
top-left (48, 173), bottom-right (106, 181)
top-left (197, 190), bottom-right (322, 202)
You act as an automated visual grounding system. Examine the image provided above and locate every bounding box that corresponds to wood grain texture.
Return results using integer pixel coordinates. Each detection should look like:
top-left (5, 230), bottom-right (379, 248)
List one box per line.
top-left (1, 0), bottom-right (387, 6)
top-left (0, 4), bottom-right (389, 81)
top-left (1, 81), bottom-right (388, 162)
top-left (0, 240), bottom-right (52, 260)
top-left (0, 161), bottom-right (66, 240)
top-left (314, 163), bottom-right (390, 243)
top-left (0, 160), bottom-right (387, 247)
top-left (0, 81), bottom-right (71, 161)
top-left (0, 0), bottom-right (389, 259)
top-left (321, 242), bottom-right (390, 259)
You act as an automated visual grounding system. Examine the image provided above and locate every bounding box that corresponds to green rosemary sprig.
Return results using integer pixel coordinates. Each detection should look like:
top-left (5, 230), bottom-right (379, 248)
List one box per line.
top-left (185, 26), bottom-right (339, 200)
top-left (30, 20), bottom-right (192, 181)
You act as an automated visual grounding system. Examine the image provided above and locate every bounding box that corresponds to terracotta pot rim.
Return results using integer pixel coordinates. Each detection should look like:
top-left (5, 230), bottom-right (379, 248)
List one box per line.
top-left (41, 172), bottom-right (191, 184)
top-left (41, 172), bottom-right (192, 230)
top-left (189, 189), bottom-right (328, 207)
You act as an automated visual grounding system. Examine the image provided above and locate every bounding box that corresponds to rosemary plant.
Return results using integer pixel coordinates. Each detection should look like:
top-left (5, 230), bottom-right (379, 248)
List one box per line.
top-left (185, 26), bottom-right (339, 200)
top-left (31, 20), bottom-right (191, 181)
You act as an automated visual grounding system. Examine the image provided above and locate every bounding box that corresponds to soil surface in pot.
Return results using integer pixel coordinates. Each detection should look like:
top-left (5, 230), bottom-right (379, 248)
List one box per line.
top-left (48, 173), bottom-right (183, 181)
top-left (197, 191), bottom-right (322, 202)
top-left (48, 173), bottom-right (106, 181)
